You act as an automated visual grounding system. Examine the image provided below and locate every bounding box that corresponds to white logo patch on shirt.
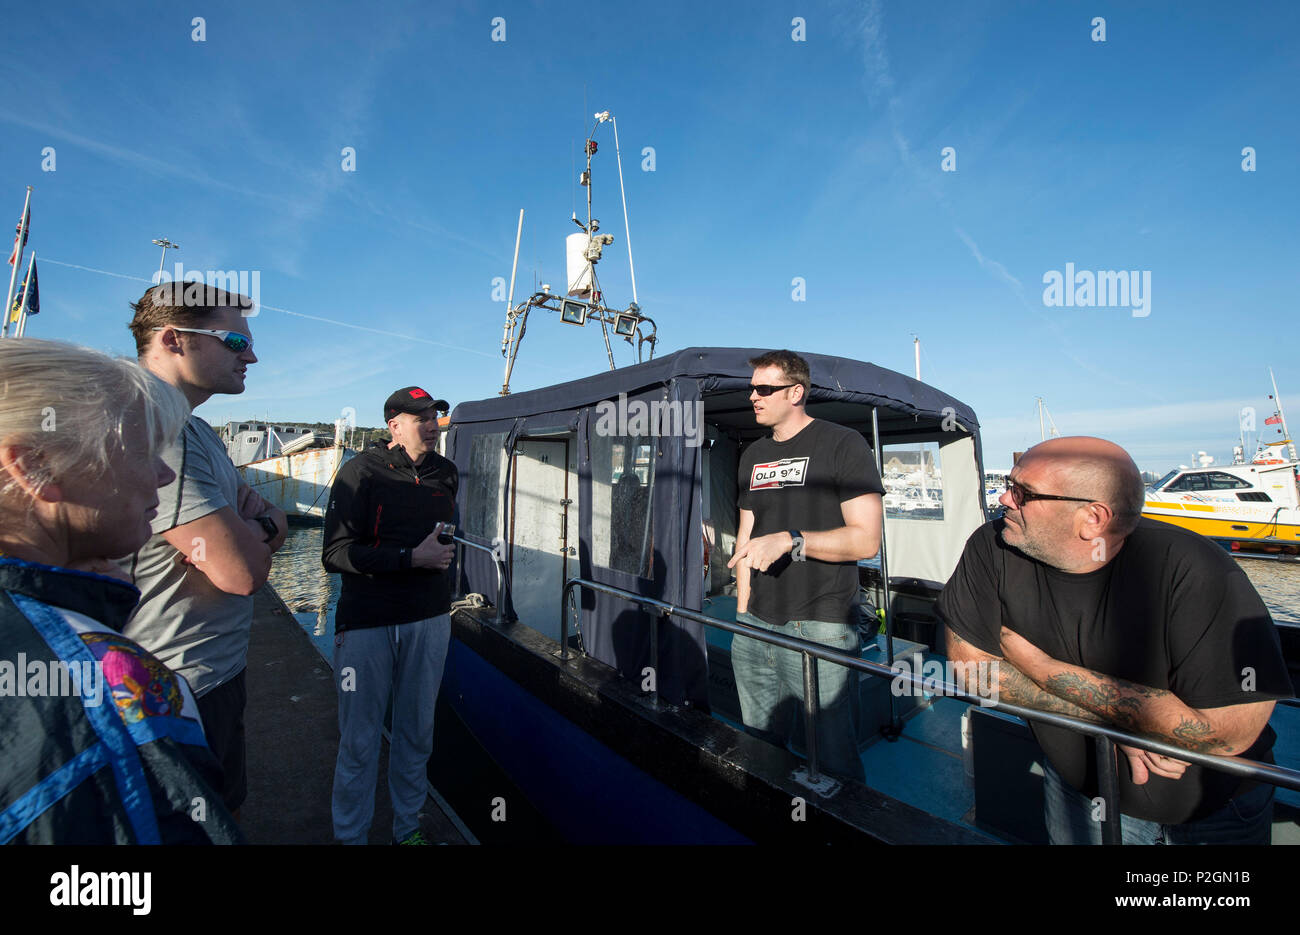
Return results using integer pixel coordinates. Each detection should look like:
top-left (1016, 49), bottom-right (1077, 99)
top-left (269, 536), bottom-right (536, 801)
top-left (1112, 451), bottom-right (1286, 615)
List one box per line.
top-left (750, 457), bottom-right (809, 490)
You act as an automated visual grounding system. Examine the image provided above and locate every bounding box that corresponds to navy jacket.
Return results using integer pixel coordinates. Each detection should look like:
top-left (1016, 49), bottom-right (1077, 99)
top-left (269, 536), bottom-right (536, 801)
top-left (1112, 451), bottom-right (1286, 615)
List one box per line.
top-left (321, 444), bottom-right (459, 631)
top-left (0, 558), bottom-right (243, 844)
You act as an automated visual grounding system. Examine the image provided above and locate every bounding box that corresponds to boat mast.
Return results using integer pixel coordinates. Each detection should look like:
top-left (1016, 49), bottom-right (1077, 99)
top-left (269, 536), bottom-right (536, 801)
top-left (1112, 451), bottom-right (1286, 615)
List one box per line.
top-left (497, 111), bottom-right (657, 395)
top-left (1268, 367), bottom-right (1297, 462)
top-left (580, 117), bottom-right (617, 371)
top-left (500, 209), bottom-right (525, 396)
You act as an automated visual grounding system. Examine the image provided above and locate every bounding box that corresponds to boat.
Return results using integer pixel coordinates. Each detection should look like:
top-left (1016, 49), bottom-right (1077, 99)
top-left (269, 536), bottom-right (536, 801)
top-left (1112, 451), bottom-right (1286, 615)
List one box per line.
top-left (1142, 455), bottom-right (1300, 560)
top-left (983, 469), bottom-right (1010, 512)
top-left (222, 420), bottom-right (357, 522)
top-left (436, 345), bottom-right (1002, 843)
top-left (1142, 372), bottom-right (1300, 561)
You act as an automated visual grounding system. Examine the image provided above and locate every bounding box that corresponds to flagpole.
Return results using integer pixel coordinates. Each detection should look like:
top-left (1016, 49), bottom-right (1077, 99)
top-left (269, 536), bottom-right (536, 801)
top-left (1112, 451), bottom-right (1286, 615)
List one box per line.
top-left (3, 185), bottom-right (33, 339)
top-left (13, 252), bottom-right (34, 338)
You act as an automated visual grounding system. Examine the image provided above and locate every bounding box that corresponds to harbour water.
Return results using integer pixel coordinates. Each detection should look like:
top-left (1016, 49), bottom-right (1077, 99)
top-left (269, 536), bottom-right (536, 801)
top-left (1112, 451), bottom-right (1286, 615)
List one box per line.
top-left (271, 524), bottom-right (1300, 661)
top-left (268, 525), bottom-right (337, 661)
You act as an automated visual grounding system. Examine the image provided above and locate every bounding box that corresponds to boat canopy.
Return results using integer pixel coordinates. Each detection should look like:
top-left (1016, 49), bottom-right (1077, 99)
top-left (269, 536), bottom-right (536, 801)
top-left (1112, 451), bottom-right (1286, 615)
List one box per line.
top-left (447, 347), bottom-right (987, 706)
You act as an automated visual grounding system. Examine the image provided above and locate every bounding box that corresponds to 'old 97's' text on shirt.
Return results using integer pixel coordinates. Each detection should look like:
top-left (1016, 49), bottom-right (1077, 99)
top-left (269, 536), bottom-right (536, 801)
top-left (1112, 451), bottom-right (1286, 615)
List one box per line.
top-left (322, 444), bottom-right (459, 632)
top-left (937, 518), bottom-right (1293, 825)
top-left (737, 419), bottom-right (884, 627)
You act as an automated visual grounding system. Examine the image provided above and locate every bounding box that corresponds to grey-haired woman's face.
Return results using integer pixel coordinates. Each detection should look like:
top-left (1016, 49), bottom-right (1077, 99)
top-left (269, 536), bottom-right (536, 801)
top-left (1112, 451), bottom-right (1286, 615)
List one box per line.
top-left (59, 405), bottom-right (176, 561)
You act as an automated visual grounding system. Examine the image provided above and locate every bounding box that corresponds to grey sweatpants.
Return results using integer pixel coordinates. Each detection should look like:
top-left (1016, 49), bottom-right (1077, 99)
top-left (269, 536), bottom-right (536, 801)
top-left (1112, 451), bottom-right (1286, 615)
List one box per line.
top-left (331, 615), bottom-right (451, 844)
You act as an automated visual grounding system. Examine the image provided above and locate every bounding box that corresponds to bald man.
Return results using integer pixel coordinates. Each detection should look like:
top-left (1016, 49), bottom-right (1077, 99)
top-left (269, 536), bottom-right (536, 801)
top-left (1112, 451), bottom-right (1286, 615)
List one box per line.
top-left (938, 437), bottom-right (1292, 845)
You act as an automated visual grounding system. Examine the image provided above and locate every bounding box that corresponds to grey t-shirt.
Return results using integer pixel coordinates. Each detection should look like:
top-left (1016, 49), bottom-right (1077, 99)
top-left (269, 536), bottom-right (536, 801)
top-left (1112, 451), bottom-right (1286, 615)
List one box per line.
top-left (118, 415), bottom-right (252, 697)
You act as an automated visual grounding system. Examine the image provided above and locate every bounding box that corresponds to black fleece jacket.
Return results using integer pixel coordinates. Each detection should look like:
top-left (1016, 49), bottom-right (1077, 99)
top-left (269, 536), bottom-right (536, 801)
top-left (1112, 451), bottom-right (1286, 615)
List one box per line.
top-left (322, 444), bottom-right (459, 631)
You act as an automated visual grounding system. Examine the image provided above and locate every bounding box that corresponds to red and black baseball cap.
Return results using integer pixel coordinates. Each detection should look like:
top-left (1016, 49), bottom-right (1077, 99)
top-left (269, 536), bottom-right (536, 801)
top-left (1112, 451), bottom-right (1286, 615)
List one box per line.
top-left (384, 386), bottom-right (449, 422)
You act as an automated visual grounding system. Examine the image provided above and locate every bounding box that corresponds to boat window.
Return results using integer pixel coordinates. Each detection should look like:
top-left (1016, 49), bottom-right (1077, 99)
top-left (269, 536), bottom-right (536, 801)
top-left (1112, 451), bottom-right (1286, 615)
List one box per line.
top-left (1150, 469), bottom-right (1179, 490)
top-left (1207, 472), bottom-right (1252, 490)
top-left (466, 432), bottom-right (506, 539)
top-left (591, 431), bottom-right (655, 578)
top-left (1169, 473), bottom-right (1217, 492)
top-left (881, 441), bottom-right (943, 521)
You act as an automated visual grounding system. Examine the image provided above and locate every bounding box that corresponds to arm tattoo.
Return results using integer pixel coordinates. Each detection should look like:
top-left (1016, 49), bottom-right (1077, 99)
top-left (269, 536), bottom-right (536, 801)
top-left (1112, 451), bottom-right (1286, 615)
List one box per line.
top-left (999, 666), bottom-right (1103, 722)
top-left (1042, 667), bottom-right (1235, 754)
top-left (1172, 718), bottom-right (1231, 753)
top-left (946, 627), bottom-right (1100, 721)
top-left (1043, 673), bottom-right (1145, 728)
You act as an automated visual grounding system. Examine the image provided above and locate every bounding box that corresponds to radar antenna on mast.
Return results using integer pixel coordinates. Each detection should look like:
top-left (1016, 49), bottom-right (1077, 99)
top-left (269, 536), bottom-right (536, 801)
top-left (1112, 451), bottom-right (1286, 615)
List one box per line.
top-left (499, 110), bottom-right (657, 396)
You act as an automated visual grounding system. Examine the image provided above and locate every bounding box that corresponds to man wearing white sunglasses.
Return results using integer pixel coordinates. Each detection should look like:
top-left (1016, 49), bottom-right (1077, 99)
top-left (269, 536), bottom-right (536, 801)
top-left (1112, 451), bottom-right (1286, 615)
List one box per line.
top-left (119, 282), bottom-right (287, 822)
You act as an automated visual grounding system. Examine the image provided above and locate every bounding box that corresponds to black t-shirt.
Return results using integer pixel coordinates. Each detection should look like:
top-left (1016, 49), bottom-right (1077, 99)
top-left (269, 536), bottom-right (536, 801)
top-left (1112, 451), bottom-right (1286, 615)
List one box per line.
top-left (737, 419), bottom-right (884, 626)
top-left (936, 518), bottom-right (1293, 824)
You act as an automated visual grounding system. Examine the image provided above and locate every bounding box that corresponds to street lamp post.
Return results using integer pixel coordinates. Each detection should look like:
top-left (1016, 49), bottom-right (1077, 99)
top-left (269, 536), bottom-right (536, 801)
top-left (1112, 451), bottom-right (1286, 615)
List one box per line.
top-left (152, 237), bottom-right (179, 282)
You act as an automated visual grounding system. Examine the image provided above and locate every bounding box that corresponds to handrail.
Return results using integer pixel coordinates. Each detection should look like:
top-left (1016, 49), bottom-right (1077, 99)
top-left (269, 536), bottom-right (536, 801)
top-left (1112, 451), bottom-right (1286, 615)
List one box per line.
top-left (452, 536), bottom-right (507, 626)
top-left (560, 575), bottom-right (1300, 842)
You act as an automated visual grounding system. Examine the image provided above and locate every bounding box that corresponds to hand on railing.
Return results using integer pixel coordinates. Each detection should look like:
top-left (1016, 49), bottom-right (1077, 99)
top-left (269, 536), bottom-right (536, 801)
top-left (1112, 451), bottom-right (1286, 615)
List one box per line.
top-left (1118, 744), bottom-right (1190, 784)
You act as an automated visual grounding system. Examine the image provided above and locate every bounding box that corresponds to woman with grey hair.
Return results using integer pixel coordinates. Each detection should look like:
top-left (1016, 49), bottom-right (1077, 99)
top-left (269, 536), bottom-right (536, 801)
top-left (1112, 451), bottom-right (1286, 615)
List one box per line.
top-left (0, 338), bottom-right (243, 843)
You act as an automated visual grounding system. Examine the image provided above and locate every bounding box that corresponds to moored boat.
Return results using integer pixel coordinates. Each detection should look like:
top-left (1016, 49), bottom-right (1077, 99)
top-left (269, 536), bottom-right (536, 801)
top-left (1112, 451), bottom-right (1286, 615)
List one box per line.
top-left (1142, 457), bottom-right (1300, 560)
top-left (1142, 371), bottom-right (1300, 561)
top-left (222, 420), bottom-right (357, 521)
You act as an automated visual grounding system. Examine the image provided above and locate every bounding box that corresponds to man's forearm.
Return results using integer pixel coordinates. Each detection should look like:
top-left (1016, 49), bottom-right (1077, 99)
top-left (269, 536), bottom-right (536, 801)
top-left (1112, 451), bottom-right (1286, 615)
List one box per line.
top-left (994, 661), bottom-right (1106, 723)
top-left (803, 526), bottom-right (878, 563)
top-left (947, 629), bottom-right (1102, 722)
top-left (734, 533), bottom-right (751, 613)
top-left (1025, 659), bottom-right (1235, 754)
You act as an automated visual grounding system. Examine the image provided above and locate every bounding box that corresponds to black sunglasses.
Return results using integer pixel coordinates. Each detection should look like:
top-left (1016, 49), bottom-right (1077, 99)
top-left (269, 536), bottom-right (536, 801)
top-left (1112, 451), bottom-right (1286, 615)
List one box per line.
top-left (749, 383), bottom-right (798, 397)
top-left (1006, 480), bottom-right (1097, 508)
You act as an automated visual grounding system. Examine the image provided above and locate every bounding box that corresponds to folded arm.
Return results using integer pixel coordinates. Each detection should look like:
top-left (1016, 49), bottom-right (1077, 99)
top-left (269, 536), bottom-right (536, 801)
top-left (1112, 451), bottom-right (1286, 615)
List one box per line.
top-left (162, 507), bottom-right (272, 597)
top-left (945, 626), bottom-right (1103, 722)
top-left (998, 626), bottom-right (1275, 755)
top-left (947, 626), bottom-right (1192, 782)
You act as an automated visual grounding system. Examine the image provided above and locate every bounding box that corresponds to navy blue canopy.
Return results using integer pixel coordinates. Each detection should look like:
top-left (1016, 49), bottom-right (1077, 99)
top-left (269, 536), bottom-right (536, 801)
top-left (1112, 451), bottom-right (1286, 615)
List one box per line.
top-left (448, 347), bottom-right (982, 708)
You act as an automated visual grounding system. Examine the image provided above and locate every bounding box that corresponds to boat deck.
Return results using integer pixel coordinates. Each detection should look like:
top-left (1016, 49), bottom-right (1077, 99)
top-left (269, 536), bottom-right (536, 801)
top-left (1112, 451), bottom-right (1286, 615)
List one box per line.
top-left (701, 599), bottom-right (1300, 844)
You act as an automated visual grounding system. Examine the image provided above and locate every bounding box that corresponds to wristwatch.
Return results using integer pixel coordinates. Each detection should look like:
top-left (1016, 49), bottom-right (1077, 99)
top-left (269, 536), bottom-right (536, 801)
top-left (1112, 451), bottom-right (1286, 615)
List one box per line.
top-left (257, 515), bottom-right (279, 544)
top-left (788, 529), bottom-right (805, 562)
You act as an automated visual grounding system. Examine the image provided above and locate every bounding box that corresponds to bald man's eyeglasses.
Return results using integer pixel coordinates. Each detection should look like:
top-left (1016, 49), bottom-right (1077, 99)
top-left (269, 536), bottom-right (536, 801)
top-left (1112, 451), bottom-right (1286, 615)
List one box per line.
top-left (1007, 481), bottom-right (1097, 508)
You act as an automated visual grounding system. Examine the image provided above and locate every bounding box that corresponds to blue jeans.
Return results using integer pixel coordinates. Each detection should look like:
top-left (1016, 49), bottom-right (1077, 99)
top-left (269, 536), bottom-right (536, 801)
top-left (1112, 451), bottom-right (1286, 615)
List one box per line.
top-left (1042, 758), bottom-right (1274, 845)
top-left (731, 612), bottom-right (865, 783)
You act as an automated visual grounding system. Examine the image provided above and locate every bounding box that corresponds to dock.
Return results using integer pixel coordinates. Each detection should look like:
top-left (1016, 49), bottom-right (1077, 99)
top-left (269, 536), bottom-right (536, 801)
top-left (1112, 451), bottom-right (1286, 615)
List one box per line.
top-left (238, 585), bottom-right (469, 845)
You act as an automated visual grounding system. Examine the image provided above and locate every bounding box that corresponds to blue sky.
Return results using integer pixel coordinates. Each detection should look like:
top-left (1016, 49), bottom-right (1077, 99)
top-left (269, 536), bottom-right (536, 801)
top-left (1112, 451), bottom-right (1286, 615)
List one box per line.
top-left (2, 0), bottom-right (1297, 472)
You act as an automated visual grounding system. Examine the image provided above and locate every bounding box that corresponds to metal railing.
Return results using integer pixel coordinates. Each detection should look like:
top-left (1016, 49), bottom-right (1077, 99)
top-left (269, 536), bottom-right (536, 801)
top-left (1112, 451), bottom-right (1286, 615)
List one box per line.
top-left (451, 535), bottom-right (508, 625)
top-left (559, 575), bottom-right (1300, 845)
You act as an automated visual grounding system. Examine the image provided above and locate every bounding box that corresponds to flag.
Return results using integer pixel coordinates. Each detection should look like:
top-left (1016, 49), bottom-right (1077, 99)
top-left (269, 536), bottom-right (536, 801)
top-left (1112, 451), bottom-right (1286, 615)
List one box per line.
top-left (1265, 413), bottom-right (1282, 425)
top-left (7, 216), bottom-right (28, 266)
top-left (8, 261), bottom-right (37, 324)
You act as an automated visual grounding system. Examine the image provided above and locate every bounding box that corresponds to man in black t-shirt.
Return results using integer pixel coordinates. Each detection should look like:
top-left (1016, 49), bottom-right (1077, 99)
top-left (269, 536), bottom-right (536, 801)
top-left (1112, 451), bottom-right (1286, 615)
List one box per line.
top-left (726, 351), bottom-right (884, 782)
top-left (938, 436), bottom-right (1291, 844)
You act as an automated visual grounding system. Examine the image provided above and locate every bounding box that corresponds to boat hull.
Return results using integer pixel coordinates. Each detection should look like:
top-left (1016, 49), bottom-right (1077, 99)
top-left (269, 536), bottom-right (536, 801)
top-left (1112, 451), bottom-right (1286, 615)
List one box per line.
top-left (238, 446), bottom-right (355, 521)
top-left (1142, 501), bottom-right (1300, 559)
top-left (428, 604), bottom-right (994, 845)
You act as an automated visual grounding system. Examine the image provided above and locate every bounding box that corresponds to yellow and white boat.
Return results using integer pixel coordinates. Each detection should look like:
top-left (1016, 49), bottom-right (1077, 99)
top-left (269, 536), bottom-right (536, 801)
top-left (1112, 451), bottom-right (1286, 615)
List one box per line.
top-left (1143, 444), bottom-right (1300, 560)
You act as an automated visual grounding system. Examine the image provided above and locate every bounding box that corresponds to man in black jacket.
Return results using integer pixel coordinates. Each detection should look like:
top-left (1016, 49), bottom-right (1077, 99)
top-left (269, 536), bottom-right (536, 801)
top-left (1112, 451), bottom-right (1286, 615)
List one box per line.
top-left (322, 386), bottom-right (456, 845)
